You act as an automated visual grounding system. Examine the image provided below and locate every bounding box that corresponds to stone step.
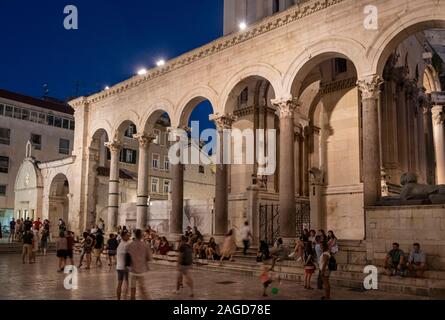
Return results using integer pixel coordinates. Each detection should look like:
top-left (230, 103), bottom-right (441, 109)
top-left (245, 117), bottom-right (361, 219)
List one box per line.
top-left (152, 254), bottom-right (445, 298)
top-left (0, 243), bottom-right (56, 254)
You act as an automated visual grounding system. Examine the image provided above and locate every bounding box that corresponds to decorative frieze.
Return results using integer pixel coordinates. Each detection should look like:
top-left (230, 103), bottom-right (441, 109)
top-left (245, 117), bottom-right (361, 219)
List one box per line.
top-left (319, 77), bottom-right (357, 95)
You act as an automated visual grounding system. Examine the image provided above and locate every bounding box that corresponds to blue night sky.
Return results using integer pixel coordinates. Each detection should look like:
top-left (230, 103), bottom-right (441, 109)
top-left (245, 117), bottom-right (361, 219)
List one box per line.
top-left (0, 0), bottom-right (223, 129)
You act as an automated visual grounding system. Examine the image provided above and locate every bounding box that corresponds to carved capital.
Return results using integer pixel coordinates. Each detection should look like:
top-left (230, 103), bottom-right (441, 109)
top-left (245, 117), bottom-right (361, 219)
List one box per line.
top-left (133, 133), bottom-right (156, 149)
top-left (432, 106), bottom-right (445, 125)
top-left (104, 140), bottom-right (122, 152)
top-left (209, 113), bottom-right (238, 131)
top-left (271, 95), bottom-right (300, 119)
top-left (167, 126), bottom-right (190, 142)
top-left (357, 75), bottom-right (384, 100)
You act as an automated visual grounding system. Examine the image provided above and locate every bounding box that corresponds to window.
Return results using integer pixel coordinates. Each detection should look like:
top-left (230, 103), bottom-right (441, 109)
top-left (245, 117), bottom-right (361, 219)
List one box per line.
top-left (154, 129), bottom-right (161, 144)
top-left (0, 128), bottom-right (10, 145)
top-left (47, 114), bottom-right (54, 126)
top-left (39, 113), bottom-right (46, 124)
top-left (163, 180), bottom-right (171, 194)
top-left (151, 178), bottom-right (159, 193)
top-left (0, 185), bottom-right (6, 196)
top-left (0, 104), bottom-right (4, 116)
top-left (69, 120), bottom-right (75, 131)
top-left (124, 124), bottom-right (136, 138)
top-left (164, 157), bottom-right (170, 171)
top-left (54, 117), bottom-right (62, 128)
top-left (0, 156), bottom-right (9, 173)
top-left (152, 154), bottom-right (159, 169)
top-left (31, 134), bottom-right (42, 150)
top-left (199, 165), bottom-right (205, 174)
top-left (62, 118), bottom-right (69, 129)
top-left (22, 109), bottom-right (29, 121)
top-left (30, 111), bottom-right (38, 122)
top-left (119, 149), bottom-right (137, 164)
top-left (125, 149), bottom-right (137, 164)
top-left (273, 0), bottom-right (280, 13)
top-left (59, 139), bottom-right (70, 155)
top-left (13, 107), bottom-right (21, 119)
top-left (334, 58), bottom-right (348, 75)
top-left (238, 87), bottom-right (248, 107)
top-left (5, 105), bottom-right (13, 117)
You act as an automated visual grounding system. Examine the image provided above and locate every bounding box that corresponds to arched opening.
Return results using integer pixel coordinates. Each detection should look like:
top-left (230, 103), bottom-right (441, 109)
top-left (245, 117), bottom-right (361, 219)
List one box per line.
top-left (48, 173), bottom-right (70, 236)
top-left (374, 22), bottom-right (445, 188)
top-left (290, 53), bottom-right (361, 239)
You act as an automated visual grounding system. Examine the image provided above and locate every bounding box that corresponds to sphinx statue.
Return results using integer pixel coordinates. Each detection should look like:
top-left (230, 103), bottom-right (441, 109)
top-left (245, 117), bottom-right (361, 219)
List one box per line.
top-left (377, 172), bottom-right (445, 205)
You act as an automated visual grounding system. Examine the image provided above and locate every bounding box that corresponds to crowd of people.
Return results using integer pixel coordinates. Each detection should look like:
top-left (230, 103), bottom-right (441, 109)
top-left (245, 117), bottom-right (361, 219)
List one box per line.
top-left (10, 214), bottom-right (432, 300)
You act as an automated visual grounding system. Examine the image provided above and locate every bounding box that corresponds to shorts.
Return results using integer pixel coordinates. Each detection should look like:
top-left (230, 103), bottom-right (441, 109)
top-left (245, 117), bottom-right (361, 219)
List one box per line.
top-left (263, 280), bottom-right (273, 288)
top-left (93, 249), bottom-right (102, 257)
top-left (22, 244), bottom-right (32, 256)
top-left (108, 250), bottom-right (117, 256)
top-left (57, 250), bottom-right (67, 258)
top-left (177, 265), bottom-right (192, 275)
top-left (129, 272), bottom-right (147, 289)
top-left (117, 270), bottom-right (129, 281)
top-left (66, 250), bottom-right (73, 259)
top-left (305, 267), bottom-right (315, 275)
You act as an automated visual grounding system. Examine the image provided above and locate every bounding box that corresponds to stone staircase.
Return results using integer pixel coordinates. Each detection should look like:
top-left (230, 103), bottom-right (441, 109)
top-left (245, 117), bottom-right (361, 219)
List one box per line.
top-left (152, 240), bottom-right (445, 298)
top-left (0, 242), bottom-right (56, 254)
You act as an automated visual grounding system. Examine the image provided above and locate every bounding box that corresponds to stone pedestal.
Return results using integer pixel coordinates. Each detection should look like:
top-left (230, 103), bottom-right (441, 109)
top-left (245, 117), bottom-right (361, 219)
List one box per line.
top-left (357, 75), bottom-right (384, 206)
top-left (105, 140), bottom-right (122, 232)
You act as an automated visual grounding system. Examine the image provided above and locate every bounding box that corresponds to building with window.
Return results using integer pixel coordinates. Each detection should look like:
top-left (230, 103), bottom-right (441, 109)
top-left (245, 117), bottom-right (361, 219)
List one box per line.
top-left (0, 88), bottom-right (75, 226)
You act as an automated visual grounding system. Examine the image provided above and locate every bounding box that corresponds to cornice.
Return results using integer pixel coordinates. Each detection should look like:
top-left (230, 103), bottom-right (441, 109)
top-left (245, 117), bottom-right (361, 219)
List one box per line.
top-left (68, 0), bottom-right (345, 107)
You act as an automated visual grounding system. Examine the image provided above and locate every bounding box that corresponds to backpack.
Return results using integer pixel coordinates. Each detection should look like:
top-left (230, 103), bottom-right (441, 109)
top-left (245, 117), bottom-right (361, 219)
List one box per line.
top-left (328, 255), bottom-right (337, 271)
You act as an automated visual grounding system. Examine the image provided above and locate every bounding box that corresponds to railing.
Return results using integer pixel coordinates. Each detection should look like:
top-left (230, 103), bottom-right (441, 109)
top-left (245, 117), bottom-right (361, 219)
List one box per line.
top-left (259, 201), bottom-right (311, 244)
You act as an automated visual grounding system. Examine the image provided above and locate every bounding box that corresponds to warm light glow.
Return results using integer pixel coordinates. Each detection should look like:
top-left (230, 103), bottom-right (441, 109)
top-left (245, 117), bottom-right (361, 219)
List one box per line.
top-left (137, 68), bottom-right (147, 75)
top-left (239, 22), bottom-right (247, 30)
top-left (105, 86), bottom-right (110, 90)
top-left (156, 59), bottom-right (166, 67)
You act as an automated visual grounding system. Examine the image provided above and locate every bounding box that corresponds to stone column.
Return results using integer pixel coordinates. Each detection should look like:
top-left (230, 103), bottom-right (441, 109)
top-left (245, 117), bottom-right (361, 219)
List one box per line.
top-left (432, 105), bottom-right (445, 184)
top-left (272, 96), bottom-right (298, 240)
top-left (420, 91), bottom-right (436, 185)
top-left (210, 113), bottom-right (237, 236)
top-left (134, 133), bottom-right (156, 230)
top-left (105, 140), bottom-right (122, 232)
top-left (357, 75), bottom-right (384, 206)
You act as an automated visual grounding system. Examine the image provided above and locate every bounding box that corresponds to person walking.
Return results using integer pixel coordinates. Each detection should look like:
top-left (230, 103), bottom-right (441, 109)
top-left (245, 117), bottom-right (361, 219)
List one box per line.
top-left (116, 231), bottom-right (130, 300)
top-left (220, 229), bottom-right (237, 263)
top-left (40, 226), bottom-right (49, 256)
top-left (56, 231), bottom-right (68, 272)
top-left (30, 229), bottom-right (39, 263)
top-left (94, 230), bottom-right (104, 268)
top-left (78, 232), bottom-right (93, 269)
top-left (22, 229), bottom-right (33, 264)
top-left (107, 233), bottom-right (119, 266)
top-left (303, 242), bottom-right (316, 290)
top-left (8, 218), bottom-right (15, 242)
top-left (127, 229), bottom-right (152, 300)
top-left (176, 236), bottom-right (194, 297)
top-left (319, 242), bottom-right (331, 300)
top-left (240, 221), bottom-right (252, 256)
top-left (66, 231), bottom-right (75, 266)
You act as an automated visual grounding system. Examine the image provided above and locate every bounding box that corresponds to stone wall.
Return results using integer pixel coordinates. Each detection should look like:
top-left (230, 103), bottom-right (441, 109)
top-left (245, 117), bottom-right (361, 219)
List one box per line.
top-left (366, 205), bottom-right (445, 270)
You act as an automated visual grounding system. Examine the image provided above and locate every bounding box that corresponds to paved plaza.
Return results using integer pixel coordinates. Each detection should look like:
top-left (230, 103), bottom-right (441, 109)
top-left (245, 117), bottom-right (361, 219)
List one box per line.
top-left (0, 253), bottom-right (427, 300)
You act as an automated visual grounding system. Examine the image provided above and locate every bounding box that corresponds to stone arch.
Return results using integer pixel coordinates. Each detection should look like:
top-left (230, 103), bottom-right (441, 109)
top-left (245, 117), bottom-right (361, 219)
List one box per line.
top-left (48, 173), bottom-right (71, 236)
top-left (139, 99), bottom-right (175, 132)
top-left (283, 38), bottom-right (366, 96)
top-left (219, 63), bottom-right (283, 114)
top-left (423, 64), bottom-right (442, 93)
top-left (368, 5), bottom-right (445, 76)
top-left (113, 119), bottom-right (138, 141)
top-left (175, 85), bottom-right (218, 127)
top-left (89, 120), bottom-right (113, 145)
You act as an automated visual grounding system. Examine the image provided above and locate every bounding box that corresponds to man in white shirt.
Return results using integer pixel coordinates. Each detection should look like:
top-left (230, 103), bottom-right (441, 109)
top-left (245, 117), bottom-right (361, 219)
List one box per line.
top-left (116, 230), bottom-right (131, 300)
top-left (240, 221), bottom-right (252, 256)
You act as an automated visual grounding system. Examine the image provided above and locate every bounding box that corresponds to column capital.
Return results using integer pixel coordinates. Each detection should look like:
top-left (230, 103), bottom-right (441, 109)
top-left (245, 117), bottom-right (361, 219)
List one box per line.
top-left (209, 113), bottom-right (238, 131)
top-left (167, 126), bottom-right (190, 142)
top-left (357, 75), bottom-right (384, 100)
top-left (271, 95), bottom-right (300, 119)
top-left (432, 106), bottom-right (445, 125)
top-left (104, 140), bottom-right (122, 152)
top-left (133, 132), bottom-right (156, 149)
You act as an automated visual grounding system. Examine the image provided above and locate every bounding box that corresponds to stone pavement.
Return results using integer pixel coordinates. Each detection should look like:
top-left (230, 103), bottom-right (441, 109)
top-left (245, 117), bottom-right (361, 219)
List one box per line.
top-left (0, 254), bottom-right (428, 300)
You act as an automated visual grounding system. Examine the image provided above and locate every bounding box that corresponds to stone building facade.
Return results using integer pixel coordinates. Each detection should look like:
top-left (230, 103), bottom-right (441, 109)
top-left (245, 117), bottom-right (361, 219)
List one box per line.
top-left (12, 0), bottom-right (445, 267)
